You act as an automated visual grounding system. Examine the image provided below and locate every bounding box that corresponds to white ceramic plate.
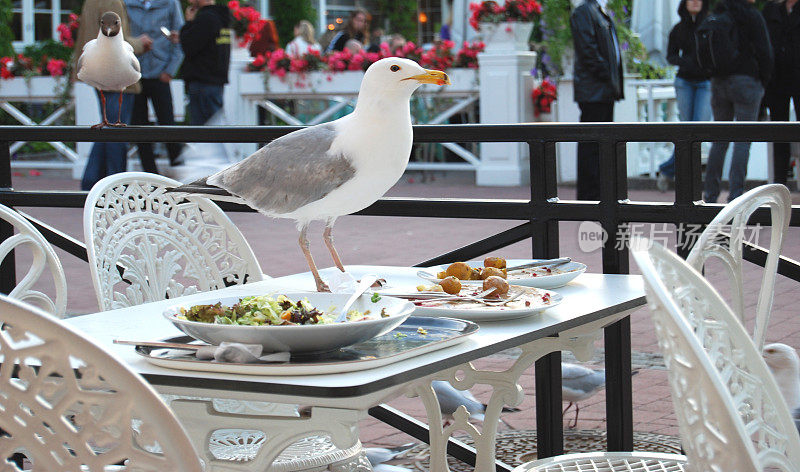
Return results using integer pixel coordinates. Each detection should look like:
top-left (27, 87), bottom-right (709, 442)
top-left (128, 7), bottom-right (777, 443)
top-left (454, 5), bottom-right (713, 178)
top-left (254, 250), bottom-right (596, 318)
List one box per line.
top-left (135, 317), bottom-right (478, 376)
top-left (163, 291), bottom-right (413, 353)
top-left (388, 285), bottom-right (562, 322)
top-left (426, 259), bottom-right (587, 289)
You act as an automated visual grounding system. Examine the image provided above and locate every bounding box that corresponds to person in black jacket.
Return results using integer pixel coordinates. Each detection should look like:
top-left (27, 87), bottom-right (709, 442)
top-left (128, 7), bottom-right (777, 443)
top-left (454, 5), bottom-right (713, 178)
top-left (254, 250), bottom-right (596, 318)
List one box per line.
top-left (570, 0), bottom-right (624, 201)
top-left (179, 0), bottom-right (231, 125)
top-left (703, 0), bottom-right (773, 203)
top-left (763, 0), bottom-right (800, 186)
top-left (657, 0), bottom-right (711, 192)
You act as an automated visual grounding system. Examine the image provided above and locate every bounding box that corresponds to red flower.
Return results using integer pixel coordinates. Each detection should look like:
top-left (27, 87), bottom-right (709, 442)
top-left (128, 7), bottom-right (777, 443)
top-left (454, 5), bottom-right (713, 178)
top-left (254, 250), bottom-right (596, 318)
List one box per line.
top-left (0, 66), bottom-right (12, 79)
top-left (531, 78), bottom-right (557, 117)
top-left (46, 58), bottom-right (66, 77)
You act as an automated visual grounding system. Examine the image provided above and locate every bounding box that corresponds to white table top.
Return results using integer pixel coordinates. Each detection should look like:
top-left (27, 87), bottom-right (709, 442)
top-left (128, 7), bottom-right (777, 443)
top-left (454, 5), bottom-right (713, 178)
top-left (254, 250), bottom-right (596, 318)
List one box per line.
top-left (66, 266), bottom-right (645, 399)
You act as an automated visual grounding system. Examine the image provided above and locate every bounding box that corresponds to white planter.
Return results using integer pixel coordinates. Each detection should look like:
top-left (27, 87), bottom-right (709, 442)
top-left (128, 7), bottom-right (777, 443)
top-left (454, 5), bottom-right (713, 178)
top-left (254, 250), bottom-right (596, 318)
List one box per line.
top-left (479, 22), bottom-right (534, 52)
top-left (0, 76), bottom-right (66, 100)
top-left (238, 68), bottom-right (480, 96)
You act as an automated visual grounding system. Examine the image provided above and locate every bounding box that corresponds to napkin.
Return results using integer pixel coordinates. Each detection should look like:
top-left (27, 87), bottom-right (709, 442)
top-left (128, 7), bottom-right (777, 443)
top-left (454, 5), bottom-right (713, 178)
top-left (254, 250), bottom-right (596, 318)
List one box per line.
top-left (328, 271), bottom-right (359, 293)
top-left (194, 342), bottom-right (290, 364)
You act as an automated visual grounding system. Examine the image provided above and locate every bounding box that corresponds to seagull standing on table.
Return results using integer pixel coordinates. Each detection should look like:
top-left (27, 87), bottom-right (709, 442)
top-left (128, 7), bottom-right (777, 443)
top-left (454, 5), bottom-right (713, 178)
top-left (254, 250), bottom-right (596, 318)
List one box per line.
top-left (170, 58), bottom-right (449, 291)
top-left (76, 11), bottom-right (141, 128)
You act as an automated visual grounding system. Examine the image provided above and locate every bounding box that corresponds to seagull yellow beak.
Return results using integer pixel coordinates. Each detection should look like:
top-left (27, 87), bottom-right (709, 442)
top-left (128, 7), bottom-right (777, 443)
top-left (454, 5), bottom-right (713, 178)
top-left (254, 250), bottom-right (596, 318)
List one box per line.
top-left (405, 69), bottom-right (451, 86)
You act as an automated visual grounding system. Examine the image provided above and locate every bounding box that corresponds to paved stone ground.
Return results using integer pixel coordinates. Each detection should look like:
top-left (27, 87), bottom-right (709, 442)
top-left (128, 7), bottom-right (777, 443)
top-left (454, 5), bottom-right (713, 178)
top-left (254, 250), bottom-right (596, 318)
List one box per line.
top-left (9, 170), bottom-right (800, 467)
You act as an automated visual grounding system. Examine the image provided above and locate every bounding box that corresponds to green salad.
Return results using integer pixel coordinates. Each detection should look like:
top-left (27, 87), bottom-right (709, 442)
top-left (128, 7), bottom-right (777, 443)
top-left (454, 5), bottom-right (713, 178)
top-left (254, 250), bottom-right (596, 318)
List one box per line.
top-left (177, 294), bottom-right (375, 326)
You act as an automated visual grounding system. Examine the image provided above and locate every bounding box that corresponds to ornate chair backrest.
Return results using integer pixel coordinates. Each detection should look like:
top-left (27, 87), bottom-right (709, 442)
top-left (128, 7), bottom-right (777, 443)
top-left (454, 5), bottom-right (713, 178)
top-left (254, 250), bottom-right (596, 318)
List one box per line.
top-left (84, 172), bottom-right (264, 312)
top-left (0, 203), bottom-right (66, 317)
top-left (686, 184), bottom-right (791, 351)
top-left (0, 295), bottom-right (203, 471)
top-left (633, 239), bottom-right (800, 471)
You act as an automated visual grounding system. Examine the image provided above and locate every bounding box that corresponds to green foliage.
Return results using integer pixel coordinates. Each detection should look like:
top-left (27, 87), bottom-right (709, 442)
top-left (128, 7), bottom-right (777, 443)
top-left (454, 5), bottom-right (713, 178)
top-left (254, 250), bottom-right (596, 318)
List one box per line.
top-left (375, 0), bottom-right (418, 44)
top-left (0, 0), bottom-right (15, 57)
top-left (271, 0), bottom-right (316, 48)
top-left (23, 40), bottom-right (73, 63)
top-left (537, 0), bottom-right (572, 76)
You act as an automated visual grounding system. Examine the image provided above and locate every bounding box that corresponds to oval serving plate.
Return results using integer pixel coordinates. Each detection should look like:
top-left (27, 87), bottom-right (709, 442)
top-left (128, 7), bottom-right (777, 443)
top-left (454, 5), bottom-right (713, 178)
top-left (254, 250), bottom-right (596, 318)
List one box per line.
top-left (163, 291), bottom-right (413, 353)
top-left (135, 317), bottom-right (478, 376)
top-left (426, 259), bottom-right (587, 289)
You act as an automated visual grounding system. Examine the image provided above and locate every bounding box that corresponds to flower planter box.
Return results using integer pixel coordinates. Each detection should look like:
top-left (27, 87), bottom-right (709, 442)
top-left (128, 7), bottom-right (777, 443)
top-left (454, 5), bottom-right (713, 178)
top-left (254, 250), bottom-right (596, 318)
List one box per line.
top-left (238, 68), bottom-right (479, 97)
top-left (0, 76), bottom-right (66, 101)
top-left (479, 22), bottom-right (534, 52)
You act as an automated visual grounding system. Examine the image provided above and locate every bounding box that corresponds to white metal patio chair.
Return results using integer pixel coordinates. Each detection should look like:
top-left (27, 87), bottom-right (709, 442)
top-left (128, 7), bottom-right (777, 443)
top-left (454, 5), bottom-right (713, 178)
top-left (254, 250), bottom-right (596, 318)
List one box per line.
top-left (83, 172), bottom-right (370, 471)
top-left (511, 239), bottom-right (800, 471)
top-left (0, 202), bottom-right (66, 317)
top-left (0, 294), bottom-right (203, 471)
top-left (686, 183), bottom-right (791, 350)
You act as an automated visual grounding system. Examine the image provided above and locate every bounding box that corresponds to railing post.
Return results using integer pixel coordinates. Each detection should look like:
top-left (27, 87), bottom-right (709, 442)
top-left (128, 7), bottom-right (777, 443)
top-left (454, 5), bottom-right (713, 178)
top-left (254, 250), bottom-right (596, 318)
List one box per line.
top-left (601, 139), bottom-right (633, 452)
top-left (0, 140), bottom-right (15, 295)
top-left (530, 140), bottom-right (563, 458)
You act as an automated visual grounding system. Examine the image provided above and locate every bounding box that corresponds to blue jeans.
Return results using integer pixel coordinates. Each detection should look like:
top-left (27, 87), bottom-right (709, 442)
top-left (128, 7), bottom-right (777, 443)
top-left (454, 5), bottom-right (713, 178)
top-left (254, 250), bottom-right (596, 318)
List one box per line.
top-left (187, 82), bottom-right (224, 126)
top-left (659, 77), bottom-right (711, 178)
top-left (703, 75), bottom-right (764, 202)
top-left (81, 91), bottom-right (134, 191)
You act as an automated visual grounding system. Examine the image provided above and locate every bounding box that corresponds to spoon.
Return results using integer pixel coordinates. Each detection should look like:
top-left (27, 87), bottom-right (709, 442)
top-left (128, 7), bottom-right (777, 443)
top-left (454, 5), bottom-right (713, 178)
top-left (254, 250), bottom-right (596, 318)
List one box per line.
top-left (506, 257), bottom-right (571, 272)
top-left (335, 274), bottom-right (378, 323)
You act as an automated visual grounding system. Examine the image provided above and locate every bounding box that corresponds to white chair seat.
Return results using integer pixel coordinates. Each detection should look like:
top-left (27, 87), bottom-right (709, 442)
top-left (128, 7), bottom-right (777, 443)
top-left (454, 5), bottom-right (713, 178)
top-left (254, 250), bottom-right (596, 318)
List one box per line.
top-left (512, 452), bottom-right (687, 471)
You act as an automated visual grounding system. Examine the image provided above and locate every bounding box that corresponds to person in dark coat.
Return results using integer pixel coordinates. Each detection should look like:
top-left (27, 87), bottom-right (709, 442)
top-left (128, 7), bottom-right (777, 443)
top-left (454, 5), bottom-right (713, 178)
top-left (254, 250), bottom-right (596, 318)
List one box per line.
top-left (179, 0), bottom-right (231, 125)
top-left (570, 0), bottom-right (624, 201)
top-left (657, 0), bottom-right (712, 192)
top-left (763, 0), bottom-right (800, 186)
top-left (703, 0), bottom-right (773, 203)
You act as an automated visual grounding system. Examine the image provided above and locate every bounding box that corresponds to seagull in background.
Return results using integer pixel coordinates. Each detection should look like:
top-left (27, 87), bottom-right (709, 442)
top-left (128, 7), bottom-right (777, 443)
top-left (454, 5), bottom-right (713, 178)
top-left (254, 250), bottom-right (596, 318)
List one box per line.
top-left (562, 363), bottom-right (608, 429)
top-left (762, 343), bottom-right (800, 412)
top-left (169, 58), bottom-right (450, 291)
top-left (432, 380), bottom-right (520, 426)
top-left (76, 11), bottom-right (141, 128)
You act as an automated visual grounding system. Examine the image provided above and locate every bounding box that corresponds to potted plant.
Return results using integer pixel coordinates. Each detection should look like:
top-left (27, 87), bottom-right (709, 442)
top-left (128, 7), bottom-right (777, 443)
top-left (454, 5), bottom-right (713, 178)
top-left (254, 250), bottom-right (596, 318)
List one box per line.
top-left (469, 0), bottom-right (542, 52)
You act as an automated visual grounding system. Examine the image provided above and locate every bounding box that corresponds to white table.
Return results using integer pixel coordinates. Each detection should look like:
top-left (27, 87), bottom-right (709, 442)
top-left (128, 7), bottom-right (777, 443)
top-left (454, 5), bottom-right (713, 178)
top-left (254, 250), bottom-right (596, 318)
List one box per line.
top-left (67, 266), bottom-right (645, 472)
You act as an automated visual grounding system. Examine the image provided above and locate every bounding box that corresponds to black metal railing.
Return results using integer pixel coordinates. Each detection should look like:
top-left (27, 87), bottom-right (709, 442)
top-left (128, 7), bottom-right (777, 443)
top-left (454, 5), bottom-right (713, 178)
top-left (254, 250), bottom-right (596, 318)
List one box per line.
top-left (1, 123), bottom-right (799, 469)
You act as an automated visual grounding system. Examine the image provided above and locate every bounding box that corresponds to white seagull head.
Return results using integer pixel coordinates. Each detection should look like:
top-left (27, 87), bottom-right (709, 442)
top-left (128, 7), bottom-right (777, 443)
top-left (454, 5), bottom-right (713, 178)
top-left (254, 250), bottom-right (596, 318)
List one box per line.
top-left (99, 11), bottom-right (122, 38)
top-left (359, 57), bottom-right (450, 99)
top-left (763, 343), bottom-right (800, 373)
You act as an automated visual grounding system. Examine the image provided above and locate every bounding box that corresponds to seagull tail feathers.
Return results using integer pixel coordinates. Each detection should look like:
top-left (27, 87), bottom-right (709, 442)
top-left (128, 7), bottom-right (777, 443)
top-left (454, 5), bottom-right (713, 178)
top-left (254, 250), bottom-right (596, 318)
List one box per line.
top-left (166, 177), bottom-right (239, 202)
top-left (481, 403), bottom-right (521, 414)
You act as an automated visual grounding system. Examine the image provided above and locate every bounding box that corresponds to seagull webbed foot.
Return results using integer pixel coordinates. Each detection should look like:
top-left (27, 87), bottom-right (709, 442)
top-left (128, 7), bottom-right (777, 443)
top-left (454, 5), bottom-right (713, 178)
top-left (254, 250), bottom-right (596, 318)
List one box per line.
top-left (111, 122), bottom-right (127, 127)
top-left (314, 278), bottom-right (331, 292)
top-left (91, 120), bottom-right (111, 129)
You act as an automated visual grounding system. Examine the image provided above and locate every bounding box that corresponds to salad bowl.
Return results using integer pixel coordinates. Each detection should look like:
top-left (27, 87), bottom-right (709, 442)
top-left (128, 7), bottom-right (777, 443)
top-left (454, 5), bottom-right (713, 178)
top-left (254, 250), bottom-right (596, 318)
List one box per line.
top-left (163, 291), bottom-right (414, 353)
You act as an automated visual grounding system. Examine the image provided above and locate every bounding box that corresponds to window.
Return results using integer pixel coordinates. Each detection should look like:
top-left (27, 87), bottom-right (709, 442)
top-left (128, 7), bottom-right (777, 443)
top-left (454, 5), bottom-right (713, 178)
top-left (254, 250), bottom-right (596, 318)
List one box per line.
top-left (13, 0), bottom-right (79, 49)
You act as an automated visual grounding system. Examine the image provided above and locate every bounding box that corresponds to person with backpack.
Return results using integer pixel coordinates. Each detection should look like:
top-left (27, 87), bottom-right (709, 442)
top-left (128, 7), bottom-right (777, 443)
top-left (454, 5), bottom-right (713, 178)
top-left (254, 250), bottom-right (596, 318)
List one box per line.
top-left (657, 0), bottom-right (712, 192)
top-left (570, 0), bottom-right (624, 201)
top-left (762, 0), bottom-right (800, 186)
top-left (698, 0), bottom-right (773, 203)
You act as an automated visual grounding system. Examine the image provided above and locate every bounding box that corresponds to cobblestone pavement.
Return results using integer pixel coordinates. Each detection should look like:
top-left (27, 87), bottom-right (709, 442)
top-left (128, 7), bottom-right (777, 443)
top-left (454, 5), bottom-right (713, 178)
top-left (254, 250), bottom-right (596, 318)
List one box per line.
top-left (9, 170), bottom-right (800, 467)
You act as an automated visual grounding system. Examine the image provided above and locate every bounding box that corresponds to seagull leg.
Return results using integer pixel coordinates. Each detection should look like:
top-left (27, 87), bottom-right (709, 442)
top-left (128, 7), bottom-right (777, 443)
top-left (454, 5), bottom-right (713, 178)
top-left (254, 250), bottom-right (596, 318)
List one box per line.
top-left (323, 219), bottom-right (345, 272)
top-left (113, 92), bottom-right (127, 127)
top-left (299, 225), bottom-right (330, 292)
top-left (91, 90), bottom-right (111, 129)
top-left (562, 402), bottom-right (573, 418)
top-left (569, 403), bottom-right (580, 429)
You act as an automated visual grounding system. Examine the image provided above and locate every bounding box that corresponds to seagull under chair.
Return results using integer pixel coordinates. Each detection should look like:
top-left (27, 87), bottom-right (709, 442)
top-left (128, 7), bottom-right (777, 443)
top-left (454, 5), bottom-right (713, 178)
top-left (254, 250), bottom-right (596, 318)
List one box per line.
top-left (168, 58), bottom-right (450, 291)
top-left (76, 11), bottom-right (141, 128)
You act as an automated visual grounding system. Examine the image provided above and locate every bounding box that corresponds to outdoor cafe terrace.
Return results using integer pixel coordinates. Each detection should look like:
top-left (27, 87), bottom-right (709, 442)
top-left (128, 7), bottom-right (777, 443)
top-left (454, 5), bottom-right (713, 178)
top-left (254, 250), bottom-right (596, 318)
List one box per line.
top-left (0, 122), bottom-right (799, 471)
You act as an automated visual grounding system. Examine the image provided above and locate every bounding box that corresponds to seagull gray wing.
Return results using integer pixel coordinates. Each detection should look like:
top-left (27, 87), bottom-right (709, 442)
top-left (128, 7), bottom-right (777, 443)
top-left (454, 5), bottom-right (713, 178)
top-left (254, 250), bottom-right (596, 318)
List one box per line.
top-left (208, 123), bottom-right (355, 215)
top-left (562, 364), bottom-right (605, 398)
top-left (432, 381), bottom-right (484, 416)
